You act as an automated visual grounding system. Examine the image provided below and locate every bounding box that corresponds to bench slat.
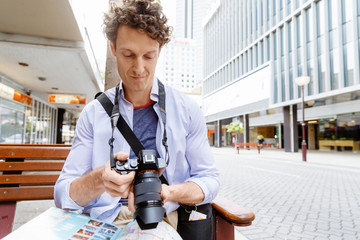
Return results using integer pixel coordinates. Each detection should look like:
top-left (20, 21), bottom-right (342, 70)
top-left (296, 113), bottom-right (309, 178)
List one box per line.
top-left (0, 162), bottom-right (64, 171)
top-left (0, 186), bottom-right (54, 201)
top-left (0, 146), bottom-right (70, 159)
top-left (0, 174), bottom-right (59, 184)
top-left (0, 144), bottom-right (71, 147)
top-left (211, 196), bottom-right (255, 226)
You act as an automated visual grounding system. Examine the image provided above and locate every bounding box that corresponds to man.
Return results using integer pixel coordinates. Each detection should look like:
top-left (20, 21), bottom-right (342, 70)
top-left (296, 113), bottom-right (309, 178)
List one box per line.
top-left (54, 0), bottom-right (219, 237)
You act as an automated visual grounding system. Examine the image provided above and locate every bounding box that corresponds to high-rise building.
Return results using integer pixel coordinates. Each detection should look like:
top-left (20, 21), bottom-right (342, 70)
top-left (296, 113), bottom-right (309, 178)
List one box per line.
top-left (157, 39), bottom-right (197, 93)
top-left (203, 0), bottom-right (360, 153)
top-left (173, 0), bottom-right (215, 87)
top-left (176, 0), bottom-right (194, 39)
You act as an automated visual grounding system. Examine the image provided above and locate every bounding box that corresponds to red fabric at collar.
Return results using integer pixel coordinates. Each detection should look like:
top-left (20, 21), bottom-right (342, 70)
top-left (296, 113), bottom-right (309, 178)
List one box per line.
top-left (133, 100), bottom-right (155, 109)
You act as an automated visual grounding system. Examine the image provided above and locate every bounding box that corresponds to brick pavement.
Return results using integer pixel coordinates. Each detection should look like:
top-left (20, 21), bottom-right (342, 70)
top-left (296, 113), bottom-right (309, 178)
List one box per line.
top-left (213, 147), bottom-right (360, 240)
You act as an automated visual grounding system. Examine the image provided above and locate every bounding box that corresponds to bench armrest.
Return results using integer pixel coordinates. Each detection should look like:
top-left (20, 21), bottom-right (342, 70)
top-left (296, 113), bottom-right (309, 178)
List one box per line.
top-left (211, 196), bottom-right (255, 226)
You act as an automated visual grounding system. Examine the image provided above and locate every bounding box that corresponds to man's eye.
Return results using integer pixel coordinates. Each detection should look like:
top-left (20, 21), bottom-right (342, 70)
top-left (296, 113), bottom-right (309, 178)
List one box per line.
top-left (122, 52), bottom-right (133, 58)
top-left (145, 55), bottom-right (154, 59)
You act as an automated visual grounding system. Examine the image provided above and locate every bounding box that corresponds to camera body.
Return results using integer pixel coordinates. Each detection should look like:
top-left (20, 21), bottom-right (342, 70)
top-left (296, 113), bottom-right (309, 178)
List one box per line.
top-left (113, 149), bottom-right (167, 230)
top-left (114, 149), bottom-right (167, 174)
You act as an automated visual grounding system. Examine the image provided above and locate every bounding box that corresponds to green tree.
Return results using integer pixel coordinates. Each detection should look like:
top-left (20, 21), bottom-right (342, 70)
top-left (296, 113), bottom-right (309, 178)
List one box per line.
top-left (226, 121), bottom-right (244, 134)
top-left (226, 121), bottom-right (244, 151)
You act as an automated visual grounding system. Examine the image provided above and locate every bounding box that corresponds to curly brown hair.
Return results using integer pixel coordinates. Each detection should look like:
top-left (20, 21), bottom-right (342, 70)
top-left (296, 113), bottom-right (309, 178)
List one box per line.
top-left (103, 0), bottom-right (172, 48)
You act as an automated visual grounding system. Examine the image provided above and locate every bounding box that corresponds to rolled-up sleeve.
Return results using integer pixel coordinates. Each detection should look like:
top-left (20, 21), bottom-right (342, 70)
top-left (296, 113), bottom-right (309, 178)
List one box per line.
top-left (184, 101), bottom-right (220, 205)
top-left (54, 105), bottom-right (96, 211)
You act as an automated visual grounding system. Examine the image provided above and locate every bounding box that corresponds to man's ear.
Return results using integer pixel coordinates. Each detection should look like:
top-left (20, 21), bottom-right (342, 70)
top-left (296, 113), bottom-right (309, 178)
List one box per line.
top-left (110, 41), bottom-right (116, 56)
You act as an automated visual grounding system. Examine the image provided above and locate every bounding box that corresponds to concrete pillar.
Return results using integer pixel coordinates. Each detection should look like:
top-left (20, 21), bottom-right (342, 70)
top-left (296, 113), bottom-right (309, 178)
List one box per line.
top-left (214, 120), bottom-right (222, 148)
top-left (244, 114), bottom-right (250, 149)
top-left (308, 124), bottom-right (316, 150)
top-left (283, 106), bottom-right (291, 152)
top-left (292, 105), bottom-right (299, 152)
top-left (56, 108), bottom-right (65, 144)
top-left (283, 105), bottom-right (298, 152)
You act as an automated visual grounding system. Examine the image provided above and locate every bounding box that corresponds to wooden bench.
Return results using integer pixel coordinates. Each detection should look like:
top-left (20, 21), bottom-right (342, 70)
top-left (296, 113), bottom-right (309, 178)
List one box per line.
top-left (0, 144), bottom-right (255, 239)
top-left (319, 140), bottom-right (360, 151)
top-left (0, 144), bottom-right (70, 238)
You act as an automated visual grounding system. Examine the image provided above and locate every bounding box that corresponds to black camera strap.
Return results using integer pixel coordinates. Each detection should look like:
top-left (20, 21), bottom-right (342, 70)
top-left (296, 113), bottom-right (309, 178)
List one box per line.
top-left (96, 79), bottom-right (169, 170)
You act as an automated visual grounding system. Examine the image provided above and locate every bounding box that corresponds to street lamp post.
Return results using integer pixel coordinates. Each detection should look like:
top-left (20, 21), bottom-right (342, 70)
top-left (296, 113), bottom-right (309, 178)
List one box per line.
top-left (295, 76), bottom-right (310, 162)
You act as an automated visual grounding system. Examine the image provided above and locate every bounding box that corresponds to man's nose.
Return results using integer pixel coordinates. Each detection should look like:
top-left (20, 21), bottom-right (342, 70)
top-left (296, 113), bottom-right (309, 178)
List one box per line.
top-left (133, 57), bottom-right (144, 74)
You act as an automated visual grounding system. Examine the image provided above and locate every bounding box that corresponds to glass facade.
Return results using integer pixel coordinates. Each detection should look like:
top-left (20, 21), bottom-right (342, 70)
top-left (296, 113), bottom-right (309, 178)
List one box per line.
top-left (319, 113), bottom-right (360, 142)
top-left (0, 100), bottom-right (25, 144)
top-left (203, 0), bottom-right (360, 152)
top-left (26, 99), bottom-right (57, 144)
top-left (0, 75), bottom-right (57, 144)
top-left (203, 0), bottom-right (360, 102)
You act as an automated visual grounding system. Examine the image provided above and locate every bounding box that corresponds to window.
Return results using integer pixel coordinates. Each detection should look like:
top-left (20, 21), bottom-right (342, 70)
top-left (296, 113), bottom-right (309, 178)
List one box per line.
top-left (266, 36), bottom-right (270, 61)
top-left (249, 48), bottom-right (253, 70)
top-left (330, 48), bottom-right (340, 90)
top-left (273, 32), bottom-right (277, 60)
top-left (316, 1), bottom-right (325, 37)
top-left (0, 106), bottom-right (25, 144)
top-left (341, 0), bottom-right (353, 24)
top-left (288, 21), bottom-right (292, 52)
top-left (281, 71), bottom-right (285, 101)
top-left (280, 27), bottom-right (284, 57)
top-left (305, 8), bottom-right (313, 44)
top-left (260, 0), bottom-right (264, 26)
top-left (296, 15), bottom-right (302, 48)
top-left (343, 42), bottom-right (355, 87)
top-left (329, 0), bottom-right (339, 30)
top-left (287, 0), bottom-right (292, 15)
top-left (289, 68), bottom-right (294, 99)
top-left (273, 0), bottom-right (276, 17)
top-left (318, 54), bottom-right (326, 93)
top-left (296, 15), bottom-right (302, 79)
top-left (260, 40), bottom-right (264, 64)
top-left (255, 44), bottom-right (259, 67)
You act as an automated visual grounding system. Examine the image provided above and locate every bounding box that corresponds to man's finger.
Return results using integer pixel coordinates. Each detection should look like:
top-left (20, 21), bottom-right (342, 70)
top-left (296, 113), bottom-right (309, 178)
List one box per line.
top-left (128, 185), bottom-right (135, 213)
top-left (114, 152), bottom-right (129, 162)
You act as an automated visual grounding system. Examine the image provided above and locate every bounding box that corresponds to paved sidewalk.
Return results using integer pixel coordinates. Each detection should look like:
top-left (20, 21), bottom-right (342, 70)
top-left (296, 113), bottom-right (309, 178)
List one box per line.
top-left (220, 147), bottom-right (360, 169)
top-left (213, 147), bottom-right (360, 240)
top-left (13, 200), bottom-right (55, 231)
top-left (12, 147), bottom-right (360, 239)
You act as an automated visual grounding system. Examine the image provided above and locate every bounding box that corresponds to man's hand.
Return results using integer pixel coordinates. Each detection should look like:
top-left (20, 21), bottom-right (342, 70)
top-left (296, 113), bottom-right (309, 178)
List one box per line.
top-left (160, 182), bottom-right (205, 206)
top-left (69, 151), bottom-right (135, 207)
top-left (128, 185), bottom-right (135, 213)
top-left (161, 184), bottom-right (171, 204)
top-left (102, 152), bottom-right (136, 198)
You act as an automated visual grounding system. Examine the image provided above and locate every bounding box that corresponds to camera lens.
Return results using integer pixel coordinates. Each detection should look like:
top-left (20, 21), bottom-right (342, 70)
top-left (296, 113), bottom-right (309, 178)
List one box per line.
top-left (133, 170), bottom-right (165, 230)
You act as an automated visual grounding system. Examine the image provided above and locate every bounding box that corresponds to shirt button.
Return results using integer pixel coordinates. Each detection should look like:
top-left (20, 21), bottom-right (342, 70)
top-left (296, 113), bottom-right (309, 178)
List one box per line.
top-left (128, 107), bottom-right (131, 111)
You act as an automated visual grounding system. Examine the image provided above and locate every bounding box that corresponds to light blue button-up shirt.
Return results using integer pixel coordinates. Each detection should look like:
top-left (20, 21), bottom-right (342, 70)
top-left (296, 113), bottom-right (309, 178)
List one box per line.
top-left (54, 79), bottom-right (220, 223)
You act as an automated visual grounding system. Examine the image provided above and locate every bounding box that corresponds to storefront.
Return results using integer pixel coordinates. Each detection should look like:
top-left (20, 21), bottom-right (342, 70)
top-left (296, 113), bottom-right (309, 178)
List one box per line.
top-left (317, 113), bottom-right (360, 151)
top-left (0, 75), bottom-right (58, 144)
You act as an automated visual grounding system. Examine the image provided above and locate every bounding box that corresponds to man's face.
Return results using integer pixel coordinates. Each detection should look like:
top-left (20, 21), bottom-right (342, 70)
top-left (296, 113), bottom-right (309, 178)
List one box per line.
top-left (110, 25), bottom-right (160, 99)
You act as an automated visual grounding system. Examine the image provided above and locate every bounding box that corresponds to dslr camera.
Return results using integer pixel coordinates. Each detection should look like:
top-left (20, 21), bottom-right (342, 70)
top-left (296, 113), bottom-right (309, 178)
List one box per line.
top-left (113, 149), bottom-right (167, 230)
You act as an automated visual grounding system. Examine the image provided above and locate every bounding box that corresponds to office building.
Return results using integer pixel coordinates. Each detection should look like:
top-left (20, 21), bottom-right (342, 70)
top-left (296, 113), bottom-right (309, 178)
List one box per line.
top-left (158, 39), bottom-right (197, 93)
top-left (175, 0), bottom-right (215, 84)
top-left (203, 0), bottom-right (360, 152)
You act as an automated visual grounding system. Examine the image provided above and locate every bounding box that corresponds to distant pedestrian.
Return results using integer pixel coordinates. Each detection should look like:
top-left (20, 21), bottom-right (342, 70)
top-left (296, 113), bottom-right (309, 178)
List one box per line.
top-left (257, 135), bottom-right (264, 154)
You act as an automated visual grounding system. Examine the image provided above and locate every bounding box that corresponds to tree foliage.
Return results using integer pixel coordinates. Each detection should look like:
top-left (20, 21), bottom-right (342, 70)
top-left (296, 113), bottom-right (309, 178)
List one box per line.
top-left (226, 121), bottom-right (244, 134)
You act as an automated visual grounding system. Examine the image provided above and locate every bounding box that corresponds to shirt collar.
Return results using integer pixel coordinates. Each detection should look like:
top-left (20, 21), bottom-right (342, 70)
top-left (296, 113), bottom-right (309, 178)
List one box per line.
top-left (117, 76), bottom-right (159, 103)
